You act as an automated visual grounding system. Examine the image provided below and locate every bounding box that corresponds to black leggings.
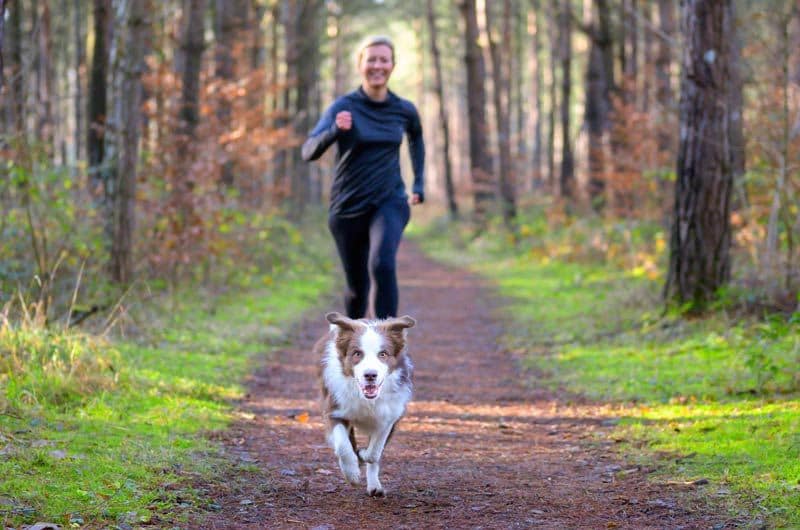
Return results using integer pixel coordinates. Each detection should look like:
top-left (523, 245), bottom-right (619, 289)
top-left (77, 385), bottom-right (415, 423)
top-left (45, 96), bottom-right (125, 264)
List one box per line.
top-left (328, 198), bottom-right (410, 319)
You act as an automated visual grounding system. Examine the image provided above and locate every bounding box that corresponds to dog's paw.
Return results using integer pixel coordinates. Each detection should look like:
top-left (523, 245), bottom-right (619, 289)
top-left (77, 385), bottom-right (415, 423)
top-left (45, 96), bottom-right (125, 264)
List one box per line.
top-left (357, 448), bottom-right (376, 464)
top-left (338, 456), bottom-right (361, 485)
top-left (367, 485), bottom-right (385, 497)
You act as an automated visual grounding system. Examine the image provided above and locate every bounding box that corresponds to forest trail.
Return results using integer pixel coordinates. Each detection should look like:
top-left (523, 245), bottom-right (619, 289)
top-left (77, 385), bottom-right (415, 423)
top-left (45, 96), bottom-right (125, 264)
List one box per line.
top-left (198, 242), bottom-right (721, 530)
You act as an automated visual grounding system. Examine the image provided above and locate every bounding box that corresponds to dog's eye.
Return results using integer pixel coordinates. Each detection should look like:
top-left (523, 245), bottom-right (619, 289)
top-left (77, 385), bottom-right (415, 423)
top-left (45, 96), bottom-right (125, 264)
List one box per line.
top-left (351, 349), bottom-right (363, 358)
top-left (378, 350), bottom-right (388, 358)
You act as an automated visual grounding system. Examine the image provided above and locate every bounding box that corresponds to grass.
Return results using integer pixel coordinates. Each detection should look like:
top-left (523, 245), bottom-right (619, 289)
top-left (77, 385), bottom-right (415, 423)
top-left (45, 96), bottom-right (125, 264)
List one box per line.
top-left (411, 213), bottom-right (800, 528)
top-left (0, 231), bottom-right (336, 528)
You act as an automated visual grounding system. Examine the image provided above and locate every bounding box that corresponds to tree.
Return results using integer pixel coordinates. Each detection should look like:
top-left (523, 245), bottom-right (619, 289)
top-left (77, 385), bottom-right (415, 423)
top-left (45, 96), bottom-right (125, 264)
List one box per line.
top-left (426, 0), bottom-right (458, 218)
top-left (179, 0), bottom-right (206, 139)
top-left (88, 0), bottom-right (110, 191)
top-left (0, 0), bottom-right (7, 91)
top-left (290, 0), bottom-right (323, 217)
top-left (486, 0), bottom-right (516, 226)
top-left (664, 0), bottom-right (737, 309)
top-left (103, 0), bottom-right (150, 284)
top-left (459, 0), bottom-right (494, 226)
top-left (583, 0), bottom-right (614, 212)
top-left (558, 0), bottom-right (574, 199)
top-left (214, 0), bottom-right (249, 188)
top-left (528, 0), bottom-right (544, 189)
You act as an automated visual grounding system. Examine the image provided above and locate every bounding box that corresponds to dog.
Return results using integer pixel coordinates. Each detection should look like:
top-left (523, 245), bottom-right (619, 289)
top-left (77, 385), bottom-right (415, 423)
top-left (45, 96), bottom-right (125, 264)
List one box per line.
top-left (316, 311), bottom-right (416, 497)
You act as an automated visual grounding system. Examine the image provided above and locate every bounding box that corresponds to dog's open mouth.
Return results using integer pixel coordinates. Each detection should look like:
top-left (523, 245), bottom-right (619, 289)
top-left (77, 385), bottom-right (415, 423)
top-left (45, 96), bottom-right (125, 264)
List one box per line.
top-left (360, 383), bottom-right (381, 399)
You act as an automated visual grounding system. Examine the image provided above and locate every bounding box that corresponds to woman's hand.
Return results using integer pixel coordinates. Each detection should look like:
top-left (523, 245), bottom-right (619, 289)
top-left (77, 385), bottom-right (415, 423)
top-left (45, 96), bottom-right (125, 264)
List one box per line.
top-left (410, 193), bottom-right (423, 205)
top-left (335, 111), bottom-right (352, 131)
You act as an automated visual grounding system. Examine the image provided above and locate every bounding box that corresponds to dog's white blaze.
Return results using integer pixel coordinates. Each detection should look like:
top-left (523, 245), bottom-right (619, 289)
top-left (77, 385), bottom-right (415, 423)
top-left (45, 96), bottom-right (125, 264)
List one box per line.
top-left (354, 326), bottom-right (389, 389)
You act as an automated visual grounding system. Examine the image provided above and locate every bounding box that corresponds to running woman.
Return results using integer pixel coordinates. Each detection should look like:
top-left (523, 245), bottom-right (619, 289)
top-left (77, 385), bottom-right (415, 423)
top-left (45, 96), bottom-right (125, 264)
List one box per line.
top-left (301, 35), bottom-right (425, 319)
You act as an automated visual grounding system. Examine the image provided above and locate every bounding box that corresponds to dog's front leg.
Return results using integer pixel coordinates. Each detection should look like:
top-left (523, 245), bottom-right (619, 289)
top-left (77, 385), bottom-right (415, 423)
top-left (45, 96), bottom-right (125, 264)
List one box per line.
top-left (329, 422), bottom-right (360, 485)
top-left (358, 421), bottom-right (396, 497)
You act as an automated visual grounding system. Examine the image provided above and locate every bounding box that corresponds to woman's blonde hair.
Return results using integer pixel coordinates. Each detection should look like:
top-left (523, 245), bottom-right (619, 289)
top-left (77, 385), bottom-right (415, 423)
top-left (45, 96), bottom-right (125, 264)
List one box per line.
top-left (355, 35), bottom-right (395, 66)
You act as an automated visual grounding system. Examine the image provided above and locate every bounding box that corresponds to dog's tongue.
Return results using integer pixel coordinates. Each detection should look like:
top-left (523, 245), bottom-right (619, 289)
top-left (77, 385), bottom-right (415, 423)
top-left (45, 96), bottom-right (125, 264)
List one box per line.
top-left (362, 384), bottom-right (379, 399)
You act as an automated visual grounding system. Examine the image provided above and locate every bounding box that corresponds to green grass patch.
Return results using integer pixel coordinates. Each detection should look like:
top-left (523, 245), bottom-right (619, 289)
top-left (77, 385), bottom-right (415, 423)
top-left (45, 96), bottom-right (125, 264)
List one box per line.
top-left (412, 215), bottom-right (800, 528)
top-left (1, 233), bottom-right (336, 528)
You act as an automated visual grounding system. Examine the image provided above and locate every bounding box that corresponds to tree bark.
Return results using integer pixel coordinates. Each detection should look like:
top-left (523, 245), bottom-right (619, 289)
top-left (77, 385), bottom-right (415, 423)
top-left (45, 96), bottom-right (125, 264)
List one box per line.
top-left (486, 0), bottom-right (516, 226)
top-left (214, 0), bottom-right (248, 188)
top-left (664, 0), bottom-right (736, 310)
top-left (88, 0), bottom-right (110, 190)
top-left (7, 0), bottom-right (24, 138)
top-left (179, 0), bottom-right (206, 139)
top-left (0, 0), bottom-right (7, 91)
top-left (73, 0), bottom-right (86, 162)
top-left (558, 0), bottom-right (574, 199)
top-left (35, 3), bottom-right (54, 156)
top-left (529, 0), bottom-right (543, 189)
top-left (655, 0), bottom-right (675, 156)
top-left (426, 0), bottom-right (458, 218)
top-left (289, 0), bottom-right (322, 218)
top-left (459, 0), bottom-right (495, 226)
top-left (546, 3), bottom-right (557, 190)
top-left (103, 0), bottom-right (150, 285)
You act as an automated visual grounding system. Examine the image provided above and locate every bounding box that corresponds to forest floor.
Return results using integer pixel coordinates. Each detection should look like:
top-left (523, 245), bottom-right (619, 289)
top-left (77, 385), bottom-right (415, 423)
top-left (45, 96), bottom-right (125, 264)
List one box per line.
top-left (195, 242), bottom-right (727, 529)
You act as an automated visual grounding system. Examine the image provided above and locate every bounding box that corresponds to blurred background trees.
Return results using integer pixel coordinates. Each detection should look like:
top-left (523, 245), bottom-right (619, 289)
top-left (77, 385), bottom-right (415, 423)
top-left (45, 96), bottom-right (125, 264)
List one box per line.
top-left (1, 0), bottom-right (798, 319)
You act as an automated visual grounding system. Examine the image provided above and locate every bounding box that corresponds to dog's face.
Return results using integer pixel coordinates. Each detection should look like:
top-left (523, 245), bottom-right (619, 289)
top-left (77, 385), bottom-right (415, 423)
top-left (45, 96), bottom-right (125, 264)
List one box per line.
top-left (327, 312), bottom-right (415, 400)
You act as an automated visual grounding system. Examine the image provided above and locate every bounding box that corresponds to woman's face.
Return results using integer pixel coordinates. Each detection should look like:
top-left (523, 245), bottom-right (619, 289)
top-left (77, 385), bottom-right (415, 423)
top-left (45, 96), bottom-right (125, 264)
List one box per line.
top-left (359, 44), bottom-right (394, 90)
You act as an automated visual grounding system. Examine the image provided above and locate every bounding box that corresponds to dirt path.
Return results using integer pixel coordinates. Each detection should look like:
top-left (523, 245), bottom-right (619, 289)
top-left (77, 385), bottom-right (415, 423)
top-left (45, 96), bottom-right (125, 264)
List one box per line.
top-left (198, 242), bottom-right (722, 529)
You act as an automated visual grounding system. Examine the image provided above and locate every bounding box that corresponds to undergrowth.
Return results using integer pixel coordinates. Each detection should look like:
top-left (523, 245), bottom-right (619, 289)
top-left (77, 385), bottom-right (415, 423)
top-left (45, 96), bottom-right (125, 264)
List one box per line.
top-left (0, 213), bottom-right (336, 529)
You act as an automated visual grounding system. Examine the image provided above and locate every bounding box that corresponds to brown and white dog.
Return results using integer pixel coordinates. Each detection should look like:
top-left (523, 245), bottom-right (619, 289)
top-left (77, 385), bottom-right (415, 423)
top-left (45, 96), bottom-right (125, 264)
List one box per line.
top-left (316, 311), bottom-right (416, 497)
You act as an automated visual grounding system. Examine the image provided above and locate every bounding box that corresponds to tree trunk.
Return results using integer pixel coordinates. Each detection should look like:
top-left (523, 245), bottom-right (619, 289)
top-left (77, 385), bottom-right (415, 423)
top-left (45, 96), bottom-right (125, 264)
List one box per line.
top-left (214, 0), bottom-right (248, 188)
top-left (546, 3), bottom-right (557, 191)
top-left (0, 0), bottom-right (7, 91)
top-left (36, 3), bottom-right (54, 156)
top-left (558, 0), bottom-right (574, 199)
top-left (664, 0), bottom-right (736, 310)
top-left (486, 0), bottom-right (516, 227)
top-left (626, 0), bottom-right (639, 102)
top-left (73, 0), bottom-right (85, 162)
top-left (179, 0), bottom-right (206, 139)
top-left (426, 0), bottom-right (458, 218)
top-left (88, 0), bottom-right (110, 191)
top-left (655, 0), bottom-right (675, 155)
top-left (459, 0), bottom-right (494, 226)
top-left (529, 0), bottom-right (543, 189)
top-left (7, 0), bottom-right (24, 138)
top-left (642, 0), bottom-right (653, 113)
top-left (290, 0), bottom-right (322, 218)
top-left (104, 0), bottom-right (150, 285)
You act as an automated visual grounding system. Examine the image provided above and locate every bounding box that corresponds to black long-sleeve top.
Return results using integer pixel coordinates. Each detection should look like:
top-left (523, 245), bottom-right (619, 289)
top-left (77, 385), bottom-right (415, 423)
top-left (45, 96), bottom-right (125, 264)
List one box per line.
top-left (301, 87), bottom-right (425, 218)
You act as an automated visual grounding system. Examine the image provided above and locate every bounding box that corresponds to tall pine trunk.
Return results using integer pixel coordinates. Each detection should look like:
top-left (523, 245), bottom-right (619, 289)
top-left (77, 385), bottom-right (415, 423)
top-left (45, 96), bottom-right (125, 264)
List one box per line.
top-left (88, 0), bottom-right (110, 192)
top-left (664, 0), bottom-right (736, 310)
top-left (290, 0), bottom-right (322, 218)
top-left (214, 0), bottom-right (248, 188)
top-left (558, 0), bottom-right (574, 199)
top-left (529, 0), bottom-right (543, 189)
top-left (459, 0), bottom-right (494, 227)
top-left (486, 0), bottom-right (516, 227)
top-left (104, 0), bottom-right (149, 285)
top-left (426, 0), bottom-right (458, 218)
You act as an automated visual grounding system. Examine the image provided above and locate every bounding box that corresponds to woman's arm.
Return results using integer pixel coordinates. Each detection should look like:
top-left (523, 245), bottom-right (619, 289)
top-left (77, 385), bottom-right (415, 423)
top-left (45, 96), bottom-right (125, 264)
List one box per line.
top-left (301, 105), bottom-right (341, 162)
top-left (406, 105), bottom-right (425, 203)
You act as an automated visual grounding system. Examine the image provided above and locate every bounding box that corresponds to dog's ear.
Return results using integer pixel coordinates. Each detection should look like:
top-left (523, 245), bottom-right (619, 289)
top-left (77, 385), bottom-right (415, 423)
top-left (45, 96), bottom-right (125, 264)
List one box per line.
top-left (326, 312), bottom-right (357, 331)
top-left (385, 315), bottom-right (416, 331)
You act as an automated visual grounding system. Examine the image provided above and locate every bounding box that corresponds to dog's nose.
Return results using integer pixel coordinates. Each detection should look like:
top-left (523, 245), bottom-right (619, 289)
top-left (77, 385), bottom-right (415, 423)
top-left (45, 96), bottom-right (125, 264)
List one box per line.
top-left (364, 370), bottom-right (378, 382)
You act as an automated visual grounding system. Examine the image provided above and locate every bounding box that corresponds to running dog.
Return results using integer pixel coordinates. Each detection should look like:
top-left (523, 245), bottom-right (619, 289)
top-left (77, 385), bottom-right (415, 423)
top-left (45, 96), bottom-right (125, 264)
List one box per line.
top-left (317, 311), bottom-right (416, 497)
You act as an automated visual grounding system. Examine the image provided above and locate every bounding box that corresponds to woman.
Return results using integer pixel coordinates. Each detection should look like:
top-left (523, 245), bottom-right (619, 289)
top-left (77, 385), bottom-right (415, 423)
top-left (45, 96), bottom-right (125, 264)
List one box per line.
top-left (302, 36), bottom-right (425, 320)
